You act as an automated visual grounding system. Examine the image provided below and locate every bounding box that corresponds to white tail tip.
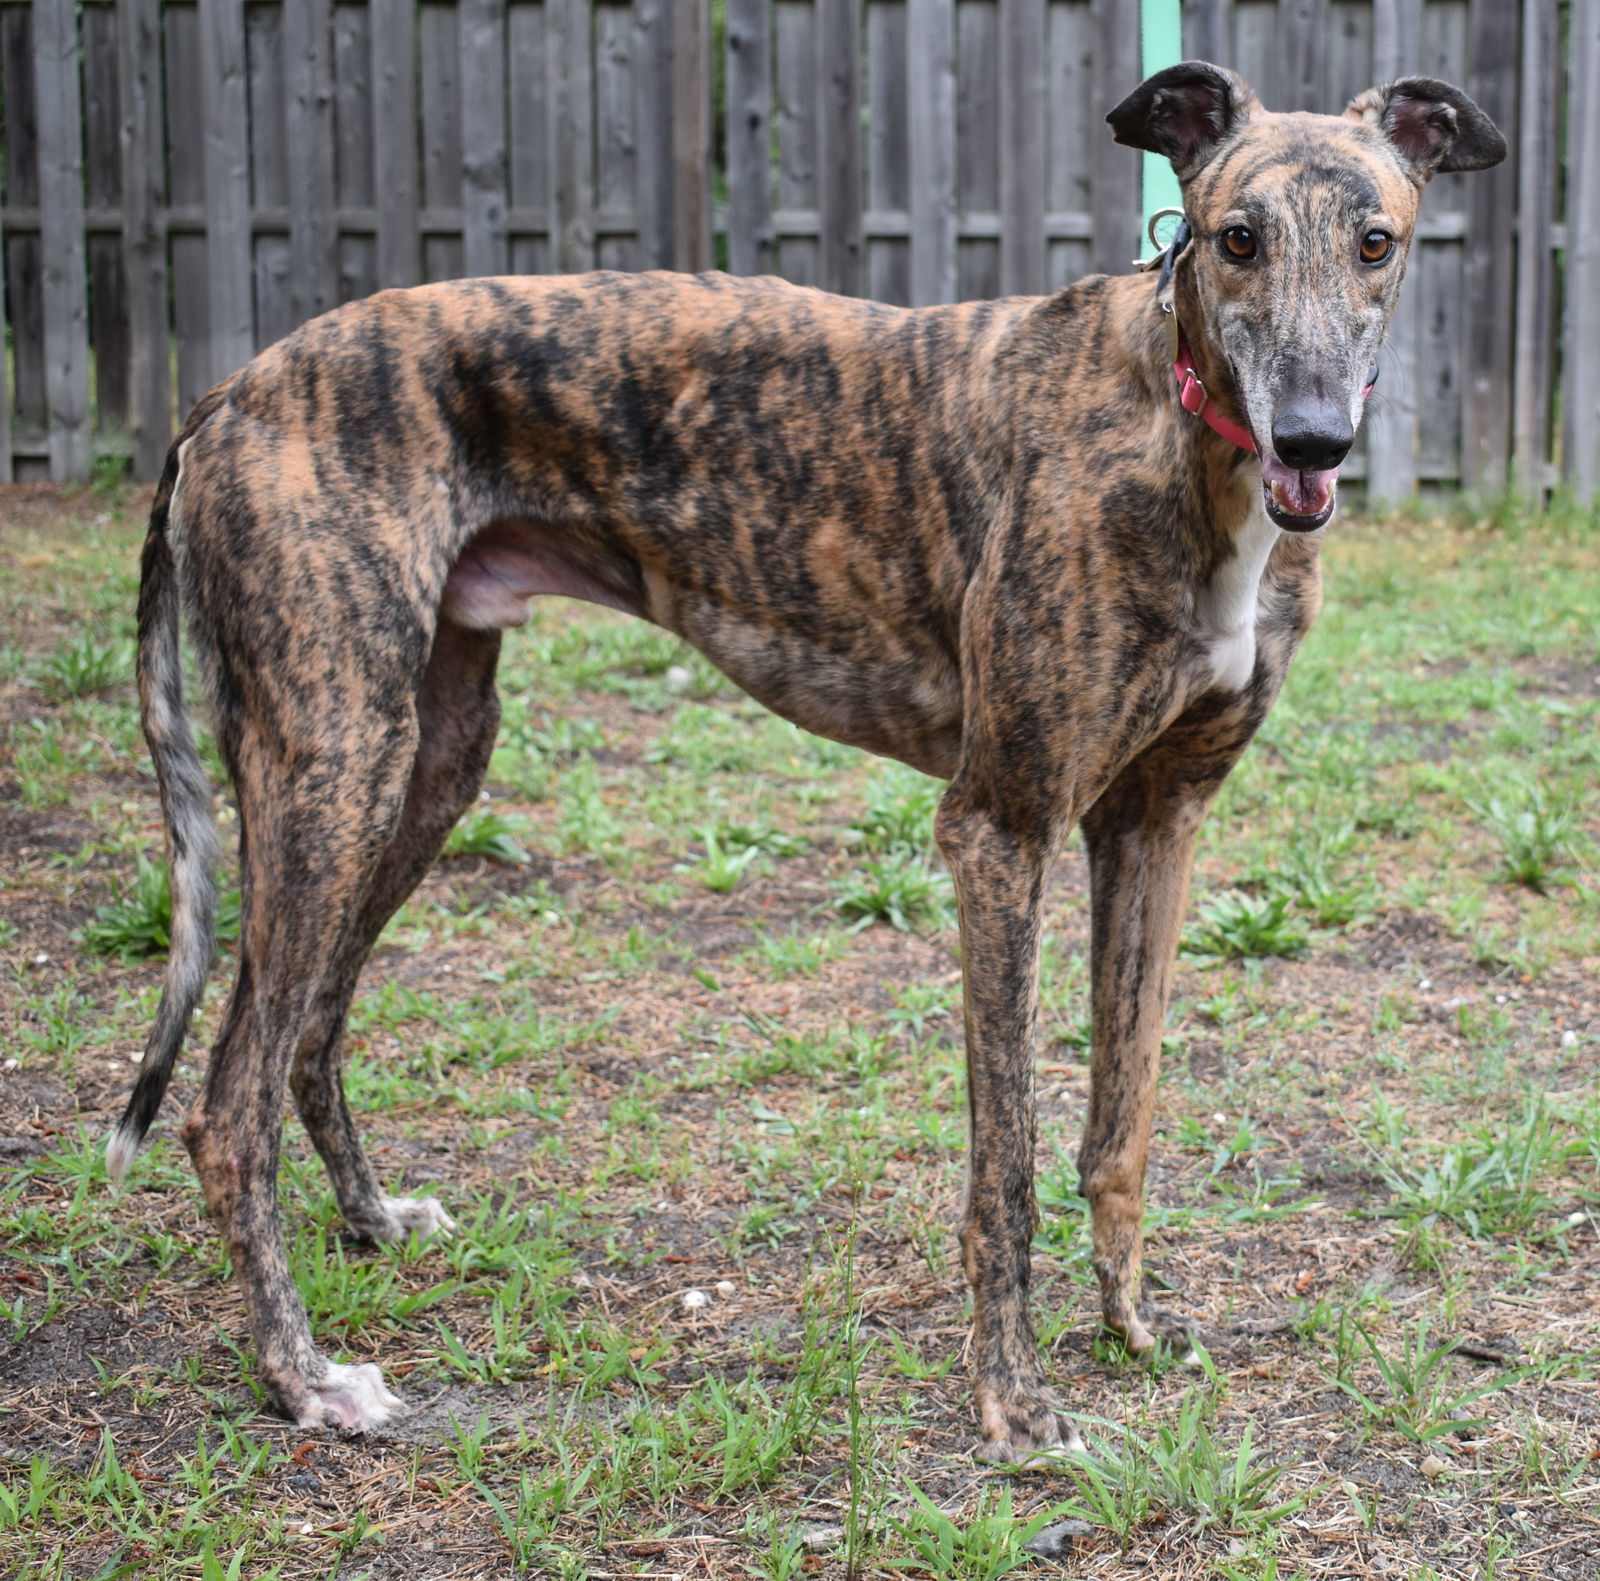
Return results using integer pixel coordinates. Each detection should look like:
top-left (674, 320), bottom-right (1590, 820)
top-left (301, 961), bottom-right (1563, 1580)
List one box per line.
top-left (106, 1125), bottom-right (140, 1187)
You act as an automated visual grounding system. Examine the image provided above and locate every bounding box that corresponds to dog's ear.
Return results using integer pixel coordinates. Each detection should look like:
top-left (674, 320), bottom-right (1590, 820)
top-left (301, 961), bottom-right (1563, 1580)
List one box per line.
top-left (1344, 77), bottom-right (1507, 181)
top-left (1106, 62), bottom-right (1260, 179)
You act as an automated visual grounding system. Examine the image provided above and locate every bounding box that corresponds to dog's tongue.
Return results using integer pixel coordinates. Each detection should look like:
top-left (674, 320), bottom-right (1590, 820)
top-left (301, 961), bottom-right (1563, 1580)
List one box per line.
top-left (1261, 454), bottom-right (1338, 518)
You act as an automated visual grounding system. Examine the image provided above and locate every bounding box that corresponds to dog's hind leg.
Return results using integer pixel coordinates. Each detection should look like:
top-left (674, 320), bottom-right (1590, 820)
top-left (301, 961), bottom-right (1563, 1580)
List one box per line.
top-left (182, 706), bottom-right (425, 1433)
top-left (290, 622), bottom-right (503, 1245)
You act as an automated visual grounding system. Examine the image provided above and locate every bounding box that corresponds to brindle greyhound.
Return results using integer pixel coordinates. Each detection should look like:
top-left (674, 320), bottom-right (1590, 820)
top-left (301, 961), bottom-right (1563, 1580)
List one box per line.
top-left (109, 63), bottom-right (1503, 1461)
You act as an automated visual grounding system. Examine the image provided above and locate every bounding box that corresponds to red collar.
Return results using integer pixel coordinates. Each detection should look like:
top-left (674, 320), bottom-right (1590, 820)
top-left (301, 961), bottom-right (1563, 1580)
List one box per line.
top-left (1173, 335), bottom-right (1256, 453)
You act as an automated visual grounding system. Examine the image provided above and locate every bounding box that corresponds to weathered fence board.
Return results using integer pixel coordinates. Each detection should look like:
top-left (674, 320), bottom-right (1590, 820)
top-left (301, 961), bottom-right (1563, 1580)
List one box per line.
top-left (0, 0), bottom-right (1591, 500)
top-left (3, 4), bottom-right (45, 465)
top-left (0, 200), bottom-right (9, 483)
top-left (1090, 0), bottom-right (1143, 277)
top-left (1364, 0), bottom-right (1422, 502)
top-left (774, 0), bottom-right (820, 285)
top-left (201, 0), bottom-right (255, 384)
top-left (908, 0), bottom-right (958, 304)
top-left (1459, 0), bottom-right (1518, 492)
top-left (285, 0), bottom-right (340, 324)
top-left (374, 0), bottom-right (422, 287)
top-left (462, 0), bottom-right (511, 278)
top-left (1512, 0), bottom-right (1556, 488)
top-left (727, 0), bottom-right (776, 276)
top-left (83, 2), bottom-right (128, 437)
top-left (817, 0), bottom-right (863, 295)
top-left (1565, 0), bottom-right (1600, 501)
top-left (999, 0), bottom-right (1047, 296)
top-left (119, 0), bottom-right (170, 479)
top-left (866, 0), bottom-right (910, 304)
top-left (550, 0), bottom-right (596, 272)
top-left (668, 0), bottom-right (713, 271)
top-left (34, 0), bottom-right (90, 480)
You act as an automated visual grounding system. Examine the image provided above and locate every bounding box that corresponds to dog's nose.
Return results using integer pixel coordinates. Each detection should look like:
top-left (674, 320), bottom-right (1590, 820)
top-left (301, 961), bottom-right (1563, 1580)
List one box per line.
top-left (1271, 406), bottom-right (1354, 471)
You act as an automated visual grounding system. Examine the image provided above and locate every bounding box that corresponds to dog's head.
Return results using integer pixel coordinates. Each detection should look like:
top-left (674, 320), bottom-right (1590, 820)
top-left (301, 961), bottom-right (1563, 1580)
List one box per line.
top-left (1108, 62), bottom-right (1505, 530)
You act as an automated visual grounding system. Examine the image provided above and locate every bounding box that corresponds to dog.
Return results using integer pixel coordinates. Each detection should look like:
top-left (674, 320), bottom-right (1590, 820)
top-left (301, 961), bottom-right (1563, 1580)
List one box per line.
top-left (107, 62), bottom-right (1503, 1462)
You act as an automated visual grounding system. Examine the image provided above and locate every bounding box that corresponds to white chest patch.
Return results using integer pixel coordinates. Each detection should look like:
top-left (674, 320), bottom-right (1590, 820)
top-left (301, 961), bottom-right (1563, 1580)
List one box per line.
top-left (1195, 493), bottom-right (1279, 694)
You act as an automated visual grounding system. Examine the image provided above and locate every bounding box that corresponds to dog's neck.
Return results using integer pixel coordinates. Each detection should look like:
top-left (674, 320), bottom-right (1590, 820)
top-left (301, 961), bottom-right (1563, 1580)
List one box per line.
top-left (1100, 271), bottom-right (1269, 565)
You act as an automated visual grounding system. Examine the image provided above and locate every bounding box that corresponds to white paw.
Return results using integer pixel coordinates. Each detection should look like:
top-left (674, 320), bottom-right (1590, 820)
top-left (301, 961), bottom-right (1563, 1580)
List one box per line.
top-left (379, 1195), bottom-right (456, 1240)
top-left (298, 1361), bottom-right (404, 1432)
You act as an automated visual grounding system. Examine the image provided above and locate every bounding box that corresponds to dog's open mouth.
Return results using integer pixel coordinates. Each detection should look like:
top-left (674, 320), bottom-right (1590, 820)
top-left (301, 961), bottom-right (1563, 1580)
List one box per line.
top-left (1260, 454), bottom-right (1338, 532)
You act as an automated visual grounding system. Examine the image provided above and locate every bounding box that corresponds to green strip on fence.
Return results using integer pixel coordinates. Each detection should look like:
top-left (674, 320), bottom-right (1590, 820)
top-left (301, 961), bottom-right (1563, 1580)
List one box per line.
top-left (1140, 0), bottom-right (1185, 246)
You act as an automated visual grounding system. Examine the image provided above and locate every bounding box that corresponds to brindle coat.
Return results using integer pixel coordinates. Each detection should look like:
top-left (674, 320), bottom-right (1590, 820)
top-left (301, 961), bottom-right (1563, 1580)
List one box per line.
top-left (110, 64), bottom-right (1504, 1460)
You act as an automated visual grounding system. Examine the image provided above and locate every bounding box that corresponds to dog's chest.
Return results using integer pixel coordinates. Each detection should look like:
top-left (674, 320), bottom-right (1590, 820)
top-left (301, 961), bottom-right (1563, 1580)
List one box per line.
top-left (1192, 497), bottom-right (1280, 695)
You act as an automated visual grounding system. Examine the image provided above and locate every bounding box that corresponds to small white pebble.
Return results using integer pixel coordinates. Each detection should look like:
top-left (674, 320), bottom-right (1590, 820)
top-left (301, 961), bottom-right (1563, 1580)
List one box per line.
top-left (1565, 1210), bottom-right (1588, 1227)
top-left (1418, 978), bottom-right (1432, 991)
top-left (300, 1523), bottom-right (314, 1536)
top-left (2, 1059), bottom-right (18, 1072)
top-left (1561, 1030), bottom-right (1579, 1049)
top-left (32, 952), bottom-right (49, 966)
top-left (1419, 1453), bottom-right (1447, 1479)
top-left (1495, 994), bottom-right (1507, 1004)
top-left (681, 1288), bottom-right (710, 1310)
top-left (714, 1279), bottom-right (737, 1298)
top-left (1212, 1112), bottom-right (1227, 1125)
top-left (665, 664), bottom-right (692, 692)
top-left (441, 964), bottom-right (453, 974)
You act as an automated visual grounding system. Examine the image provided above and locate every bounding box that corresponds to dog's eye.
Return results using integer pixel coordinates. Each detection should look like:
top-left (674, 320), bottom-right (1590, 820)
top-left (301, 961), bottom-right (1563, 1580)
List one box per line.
top-left (1221, 226), bottom-right (1257, 261)
top-left (1360, 230), bottom-right (1394, 264)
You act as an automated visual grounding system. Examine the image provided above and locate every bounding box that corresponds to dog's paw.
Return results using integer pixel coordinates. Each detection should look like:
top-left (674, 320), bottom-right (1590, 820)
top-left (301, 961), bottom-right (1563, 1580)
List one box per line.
top-left (1115, 1304), bottom-right (1200, 1365)
top-left (974, 1383), bottom-right (1086, 1468)
top-left (298, 1361), bottom-right (404, 1433)
top-left (378, 1195), bottom-right (456, 1241)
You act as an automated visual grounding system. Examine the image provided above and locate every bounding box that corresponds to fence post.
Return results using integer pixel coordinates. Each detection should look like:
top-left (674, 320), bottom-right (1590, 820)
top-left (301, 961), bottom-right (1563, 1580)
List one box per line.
top-left (907, 0), bottom-right (955, 305)
top-left (33, 0), bottom-right (90, 481)
top-left (201, 0), bottom-right (255, 381)
top-left (1512, 0), bottom-right (1557, 494)
top-left (999, 0), bottom-right (1046, 297)
top-left (1564, 0), bottom-right (1600, 504)
top-left (1366, 0), bottom-right (1423, 507)
top-left (817, 0), bottom-right (862, 295)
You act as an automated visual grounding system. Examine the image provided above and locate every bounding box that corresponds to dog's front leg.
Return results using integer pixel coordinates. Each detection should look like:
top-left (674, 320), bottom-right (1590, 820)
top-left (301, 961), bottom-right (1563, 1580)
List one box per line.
top-left (1077, 747), bottom-right (1222, 1357)
top-left (936, 786), bottom-right (1081, 1464)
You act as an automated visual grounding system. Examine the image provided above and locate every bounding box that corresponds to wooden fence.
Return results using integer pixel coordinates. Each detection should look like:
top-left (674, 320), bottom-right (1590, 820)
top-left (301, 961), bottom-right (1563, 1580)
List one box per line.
top-left (1, 0), bottom-right (1596, 500)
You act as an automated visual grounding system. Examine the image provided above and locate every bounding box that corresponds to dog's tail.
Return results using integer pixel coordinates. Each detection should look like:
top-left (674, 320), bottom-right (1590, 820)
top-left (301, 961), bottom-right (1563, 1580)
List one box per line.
top-left (108, 402), bottom-right (225, 1185)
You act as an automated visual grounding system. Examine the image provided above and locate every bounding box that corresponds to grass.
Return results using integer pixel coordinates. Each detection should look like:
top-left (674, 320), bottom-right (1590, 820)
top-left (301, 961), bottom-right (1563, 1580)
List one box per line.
top-left (1, 489), bottom-right (1599, 1578)
top-left (81, 853), bottom-right (243, 960)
